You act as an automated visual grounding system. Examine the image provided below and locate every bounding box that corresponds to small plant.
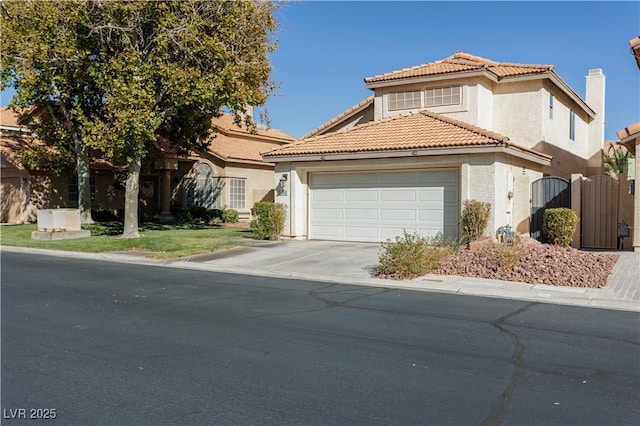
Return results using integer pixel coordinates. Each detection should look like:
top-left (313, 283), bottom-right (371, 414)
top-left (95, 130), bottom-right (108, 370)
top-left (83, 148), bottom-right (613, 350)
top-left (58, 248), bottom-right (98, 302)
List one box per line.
top-left (377, 231), bottom-right (457, 279)
top-left (251, 202), bottom-right (287, 240)
top-left (221, 209), bottom-right (239, 224)
top-left (543, 208), bottom-right (578, 246)
top-left (490, 236), bottom-right (528, 269)
top-left (461, 200), bottom-right (491, 242)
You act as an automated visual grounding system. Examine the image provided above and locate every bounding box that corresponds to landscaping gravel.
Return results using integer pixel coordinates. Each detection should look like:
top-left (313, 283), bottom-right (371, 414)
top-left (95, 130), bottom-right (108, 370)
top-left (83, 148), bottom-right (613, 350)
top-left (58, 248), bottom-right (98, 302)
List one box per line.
top-left (438, 238), bottom-right (619, 288)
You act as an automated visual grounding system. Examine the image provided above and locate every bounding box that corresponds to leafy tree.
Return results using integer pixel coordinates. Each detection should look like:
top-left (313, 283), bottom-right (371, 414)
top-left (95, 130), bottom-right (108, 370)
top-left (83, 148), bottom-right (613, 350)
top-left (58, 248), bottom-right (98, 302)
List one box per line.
top-left (1, 0), bottom-right (278, 237)
top-left (603, 144), bottom-right (631, 180)
top-left (1, 1), bottom-right (104, 223)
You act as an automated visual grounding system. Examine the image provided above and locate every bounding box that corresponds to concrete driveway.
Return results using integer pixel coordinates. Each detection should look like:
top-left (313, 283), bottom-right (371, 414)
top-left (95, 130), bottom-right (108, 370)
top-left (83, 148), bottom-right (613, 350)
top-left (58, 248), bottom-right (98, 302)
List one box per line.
top-left (182, 239), bottom-right (382, 281)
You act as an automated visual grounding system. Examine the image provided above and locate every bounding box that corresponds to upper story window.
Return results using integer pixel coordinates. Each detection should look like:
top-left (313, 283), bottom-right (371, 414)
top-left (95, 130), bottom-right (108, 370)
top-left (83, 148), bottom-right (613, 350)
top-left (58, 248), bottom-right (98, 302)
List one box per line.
top-left (229, 178), bottom-right (246, 209)
top-left (425, 85), bottom-right (462, 107)
top-left (549, 94), bottom-right (554, 119)
top-left (569, 110), bottom-right (576, 141)
top-left (388, 90), bottom-right (421, 111)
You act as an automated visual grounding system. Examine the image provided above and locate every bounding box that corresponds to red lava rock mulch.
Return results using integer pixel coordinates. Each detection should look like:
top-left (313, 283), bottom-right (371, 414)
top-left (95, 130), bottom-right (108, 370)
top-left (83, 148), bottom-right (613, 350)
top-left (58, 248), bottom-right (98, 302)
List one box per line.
top-left (437, 238), bottom-right (619, 288)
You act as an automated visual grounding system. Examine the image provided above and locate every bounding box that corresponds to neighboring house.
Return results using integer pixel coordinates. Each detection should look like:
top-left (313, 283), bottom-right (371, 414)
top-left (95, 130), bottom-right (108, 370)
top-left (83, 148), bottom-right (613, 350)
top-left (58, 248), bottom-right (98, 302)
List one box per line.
top-left (0, 107), bottom-right (294, 223)
top-left (263, 51), bottom-right (606, 243)
top-left (617, 37), bottom-right (640, 252)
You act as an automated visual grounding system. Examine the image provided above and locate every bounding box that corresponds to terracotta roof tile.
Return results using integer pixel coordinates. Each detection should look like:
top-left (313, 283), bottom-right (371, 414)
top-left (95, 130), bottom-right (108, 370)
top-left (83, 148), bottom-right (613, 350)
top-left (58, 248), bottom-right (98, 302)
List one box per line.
top-left (264, 110), bottom-right (548, 160)
top-left (0, 106), bottom-right (26, 128)
top-left (365, 51), bottom-right (554, 84)
top-left (206, 113), bottom-right (294, 163)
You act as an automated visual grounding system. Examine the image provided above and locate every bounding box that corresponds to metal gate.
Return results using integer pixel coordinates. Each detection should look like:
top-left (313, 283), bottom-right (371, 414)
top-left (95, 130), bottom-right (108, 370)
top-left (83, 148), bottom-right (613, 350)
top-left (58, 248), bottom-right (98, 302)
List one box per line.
top-left (531, 176), bottom-right (571, 242)
top-left (581, 175), bottom-right (618, 249)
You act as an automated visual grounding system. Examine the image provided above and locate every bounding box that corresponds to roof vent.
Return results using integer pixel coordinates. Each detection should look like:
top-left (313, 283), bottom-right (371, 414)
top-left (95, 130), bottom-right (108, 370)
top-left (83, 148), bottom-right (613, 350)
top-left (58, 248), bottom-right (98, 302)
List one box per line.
top-left (589, 68), bottom-right (603, 76)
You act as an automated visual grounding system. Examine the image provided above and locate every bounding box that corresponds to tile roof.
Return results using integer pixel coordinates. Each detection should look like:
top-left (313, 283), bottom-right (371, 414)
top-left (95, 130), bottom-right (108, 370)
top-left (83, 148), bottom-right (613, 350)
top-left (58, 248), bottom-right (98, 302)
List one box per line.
top-left (205, 113), bottom-right (294, 163)
top-left (212, 113), bottom-right (295, 143)
top-left (302, 96), bottom-right (374, 139)
top-left (264, 109), bottom-right (549, 160)
top-left (0, 106), bottom-right (27, 129)
top-left (365, 51), bottom-right (554, 84)
top-left (2, 107), bottom-right (294, 166)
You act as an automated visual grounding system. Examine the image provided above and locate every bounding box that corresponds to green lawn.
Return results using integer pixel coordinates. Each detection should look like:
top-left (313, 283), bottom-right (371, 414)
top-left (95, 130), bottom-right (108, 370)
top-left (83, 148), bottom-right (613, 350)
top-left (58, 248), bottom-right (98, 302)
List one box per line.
top-left (0, 222), bottom-right (254, 259)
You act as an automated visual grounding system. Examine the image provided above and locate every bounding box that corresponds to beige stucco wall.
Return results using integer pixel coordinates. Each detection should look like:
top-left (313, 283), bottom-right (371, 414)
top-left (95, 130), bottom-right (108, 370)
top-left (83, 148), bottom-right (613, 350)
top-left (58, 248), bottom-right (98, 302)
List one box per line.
top-left (370, 75), bottom-right (598, 181)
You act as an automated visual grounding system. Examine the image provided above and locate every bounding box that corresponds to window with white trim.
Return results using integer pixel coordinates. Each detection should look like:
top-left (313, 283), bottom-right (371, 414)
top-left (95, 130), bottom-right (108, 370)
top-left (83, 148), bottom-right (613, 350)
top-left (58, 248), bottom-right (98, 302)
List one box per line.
top-left (388, 90), bottom-right (421, 111)
top-left (425, 85), bottom-right (462, 107)
top-left (229, 178), bottom-right (245, 209)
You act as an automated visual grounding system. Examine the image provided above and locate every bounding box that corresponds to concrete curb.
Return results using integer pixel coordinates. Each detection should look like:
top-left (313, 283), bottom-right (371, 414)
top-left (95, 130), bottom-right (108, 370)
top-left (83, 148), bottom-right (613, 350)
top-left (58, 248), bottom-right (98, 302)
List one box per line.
top-left (2, 245), bottom-right (638, 313)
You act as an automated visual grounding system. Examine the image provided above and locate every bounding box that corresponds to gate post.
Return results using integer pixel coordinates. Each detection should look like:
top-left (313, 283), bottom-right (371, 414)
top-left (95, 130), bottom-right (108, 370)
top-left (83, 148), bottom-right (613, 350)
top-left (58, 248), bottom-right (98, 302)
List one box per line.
top-left (571, 174), bottom-right (583, 249)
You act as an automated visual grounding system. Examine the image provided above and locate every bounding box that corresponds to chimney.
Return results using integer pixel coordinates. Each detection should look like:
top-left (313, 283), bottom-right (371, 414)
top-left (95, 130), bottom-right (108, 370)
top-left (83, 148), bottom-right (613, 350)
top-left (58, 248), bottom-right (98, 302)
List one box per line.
top-left (585, 68), bottom-right (605, 170)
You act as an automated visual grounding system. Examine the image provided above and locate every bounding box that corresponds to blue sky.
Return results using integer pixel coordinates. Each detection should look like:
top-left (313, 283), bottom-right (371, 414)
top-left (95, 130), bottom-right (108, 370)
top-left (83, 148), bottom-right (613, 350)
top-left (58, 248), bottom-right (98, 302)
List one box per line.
top-left (1, 1), bottom-right (638, 141)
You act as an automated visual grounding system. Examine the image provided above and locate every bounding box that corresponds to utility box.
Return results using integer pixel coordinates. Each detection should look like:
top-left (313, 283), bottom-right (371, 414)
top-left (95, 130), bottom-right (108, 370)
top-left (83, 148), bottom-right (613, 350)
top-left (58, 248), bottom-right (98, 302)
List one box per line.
top-left (37, 209), bottom-right (82, 231)
top-left (32, 209), bottom-right (89, 240)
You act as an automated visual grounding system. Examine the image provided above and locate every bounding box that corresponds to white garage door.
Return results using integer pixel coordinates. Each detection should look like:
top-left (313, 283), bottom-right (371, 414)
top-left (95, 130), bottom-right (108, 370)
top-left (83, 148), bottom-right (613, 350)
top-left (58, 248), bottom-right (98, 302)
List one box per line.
top-left (309, 169), bottom-right (459, 242)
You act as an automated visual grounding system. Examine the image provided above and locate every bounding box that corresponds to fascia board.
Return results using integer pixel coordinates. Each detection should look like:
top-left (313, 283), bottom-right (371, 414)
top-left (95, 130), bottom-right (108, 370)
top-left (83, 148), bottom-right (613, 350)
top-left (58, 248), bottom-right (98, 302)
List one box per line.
top-left (364, 70), bottom-right (492, 90)
top-left (264, 145), bottom-right (551, 166)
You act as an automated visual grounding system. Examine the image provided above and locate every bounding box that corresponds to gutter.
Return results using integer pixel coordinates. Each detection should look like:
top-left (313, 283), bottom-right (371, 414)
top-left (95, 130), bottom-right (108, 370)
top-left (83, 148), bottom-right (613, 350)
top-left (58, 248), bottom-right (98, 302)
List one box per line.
top-left (263, 145), bottom-right (551, 166)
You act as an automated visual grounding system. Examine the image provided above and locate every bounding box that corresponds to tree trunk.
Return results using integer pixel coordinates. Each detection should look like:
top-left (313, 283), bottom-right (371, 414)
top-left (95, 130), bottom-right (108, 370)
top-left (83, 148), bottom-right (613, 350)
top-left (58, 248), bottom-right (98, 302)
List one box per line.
top-left (76, 142), bottom-right (94, 224)
top-left (122, 156), bottom-right (141, 238)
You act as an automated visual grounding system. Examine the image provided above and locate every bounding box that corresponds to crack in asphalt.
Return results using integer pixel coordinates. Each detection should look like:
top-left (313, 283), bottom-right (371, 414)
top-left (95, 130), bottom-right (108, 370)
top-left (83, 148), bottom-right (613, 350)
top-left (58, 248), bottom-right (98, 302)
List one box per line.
top-left (480, 302), bottom-right (538, 426)
top-left (308, 283), bottom-right (395, 308)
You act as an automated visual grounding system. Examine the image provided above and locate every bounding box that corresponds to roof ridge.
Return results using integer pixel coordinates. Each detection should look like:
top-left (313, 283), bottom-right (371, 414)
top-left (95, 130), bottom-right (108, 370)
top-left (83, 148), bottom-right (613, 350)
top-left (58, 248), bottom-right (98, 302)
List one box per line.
top-left (418, 109), bottom-right (510, 144)
top-left (303, 96), bottom-right (374, 139)
top-left (448, 51), bottom-right (553, 70)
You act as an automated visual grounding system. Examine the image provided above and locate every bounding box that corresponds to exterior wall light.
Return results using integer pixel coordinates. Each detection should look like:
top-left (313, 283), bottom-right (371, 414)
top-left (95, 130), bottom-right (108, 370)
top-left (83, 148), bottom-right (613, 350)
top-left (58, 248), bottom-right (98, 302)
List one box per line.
top-left (277, 173), bottom-right (288, 196)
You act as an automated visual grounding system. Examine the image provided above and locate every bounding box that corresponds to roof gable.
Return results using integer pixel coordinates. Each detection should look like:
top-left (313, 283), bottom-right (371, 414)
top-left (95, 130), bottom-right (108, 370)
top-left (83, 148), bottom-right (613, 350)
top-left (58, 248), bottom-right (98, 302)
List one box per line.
top-left (365, 51), bottom-right (554, 85)
top-left (264, 109), bottom-right (548, 161)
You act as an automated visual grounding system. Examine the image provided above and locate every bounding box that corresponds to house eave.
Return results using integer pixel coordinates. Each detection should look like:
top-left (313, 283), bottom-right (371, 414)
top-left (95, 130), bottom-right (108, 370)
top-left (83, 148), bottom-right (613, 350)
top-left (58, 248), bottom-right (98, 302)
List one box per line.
top-left (365, 70), bottom-right (491, 90)
top-left (264, 145), bottom-right (551, 166)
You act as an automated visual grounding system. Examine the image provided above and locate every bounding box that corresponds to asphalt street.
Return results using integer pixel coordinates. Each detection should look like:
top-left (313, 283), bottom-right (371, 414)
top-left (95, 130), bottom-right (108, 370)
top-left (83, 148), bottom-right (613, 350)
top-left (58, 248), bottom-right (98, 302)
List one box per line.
top-left (2, 251), bottom-right (639, 426)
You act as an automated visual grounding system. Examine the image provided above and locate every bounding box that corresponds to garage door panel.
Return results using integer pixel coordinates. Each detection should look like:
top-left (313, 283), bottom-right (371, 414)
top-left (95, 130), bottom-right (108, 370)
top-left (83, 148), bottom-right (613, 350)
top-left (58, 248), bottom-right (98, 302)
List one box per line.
top-left (345, 189), bottom-right (378, 202)
top-left (309, 170), bottom-right (459, 242)
top-left (312, 190), bottom-right (343, 202)
top-left (380, 190), bottom-right (416, 202)
top-left (312, 208), bottom-right (343, 220)
top-left (345, 208), bottom-right (377, 220)
top-left (380, 209), bottom-right (416, 221)
top-left (418, 188), bottom-right (444, 201)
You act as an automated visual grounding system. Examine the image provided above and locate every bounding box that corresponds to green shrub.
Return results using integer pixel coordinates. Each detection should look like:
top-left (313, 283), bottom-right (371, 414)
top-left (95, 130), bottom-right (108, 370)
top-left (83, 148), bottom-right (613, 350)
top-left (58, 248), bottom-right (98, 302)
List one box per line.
top-left (377, 231), bottom-right (457, 279)
top-left (251, 202), bottom-right (287, 240)
top-left (460, 200), bottom-right (491, 242)
top-left (490, 236), bottom-right (528, 269)
top-left (543, 208), bottom-right (577, 246)
top-left (222, 209), bottom-right (239, 224)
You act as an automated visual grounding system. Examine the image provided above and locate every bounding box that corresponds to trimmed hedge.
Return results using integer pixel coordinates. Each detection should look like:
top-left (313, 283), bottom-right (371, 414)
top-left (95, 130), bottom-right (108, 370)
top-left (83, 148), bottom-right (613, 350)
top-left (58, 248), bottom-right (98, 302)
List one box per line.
top-left (221, 209), bottom-right (239, 224)
top-left (251, 202), bottom-right (286, 240)
top-left (543, 208), bottom-right (577, 246)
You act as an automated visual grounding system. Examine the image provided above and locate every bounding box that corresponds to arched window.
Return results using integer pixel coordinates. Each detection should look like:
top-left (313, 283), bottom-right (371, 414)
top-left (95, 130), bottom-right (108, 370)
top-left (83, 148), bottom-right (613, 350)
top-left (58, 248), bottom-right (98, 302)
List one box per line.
top-left (185, 162), bottom-right (222, 209)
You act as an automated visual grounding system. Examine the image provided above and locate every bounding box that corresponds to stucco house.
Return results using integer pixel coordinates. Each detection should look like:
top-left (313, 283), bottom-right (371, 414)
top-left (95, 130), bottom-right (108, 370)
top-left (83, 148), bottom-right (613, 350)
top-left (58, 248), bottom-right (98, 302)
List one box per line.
top-left (263, 51), bottom-right (606, 243)
top-left (0, 107), bottom-right (294, 223)
top-left (617, 37), bottom-right (640, 252)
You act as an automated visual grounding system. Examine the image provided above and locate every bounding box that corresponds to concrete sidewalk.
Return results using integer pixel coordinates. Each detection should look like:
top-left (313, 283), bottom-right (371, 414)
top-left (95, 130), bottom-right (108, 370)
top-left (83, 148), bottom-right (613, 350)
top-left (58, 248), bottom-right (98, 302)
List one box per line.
top-left (2, 240), bottom-right (638, 312)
